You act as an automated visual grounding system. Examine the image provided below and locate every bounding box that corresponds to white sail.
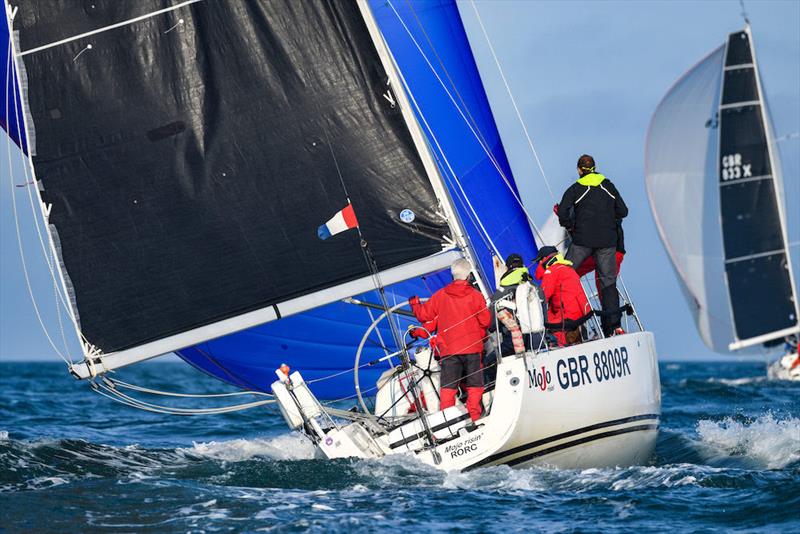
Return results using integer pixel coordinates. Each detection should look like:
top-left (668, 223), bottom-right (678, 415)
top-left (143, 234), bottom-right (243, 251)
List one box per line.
top-left (645, 45), bottom-right (732, 352)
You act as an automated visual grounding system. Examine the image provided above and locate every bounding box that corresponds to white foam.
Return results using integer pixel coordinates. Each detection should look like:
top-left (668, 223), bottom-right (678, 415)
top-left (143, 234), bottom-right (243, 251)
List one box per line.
top-left (311, 504), bottom-right (335, 511)
top-left (26, 476), bottom-right (70, 490)
top-left (352, 452), bottom-right (440, 485)
top-left (696, 414), bottom-right (800, 469)
top-left (182, 433), bottom-right (316, 462)
top-left (443, 465), bottom-right (547, 492)
top-left (0, 430), bottom-right (8, 440)
top-left (707, 376), bottom-right (767, 386)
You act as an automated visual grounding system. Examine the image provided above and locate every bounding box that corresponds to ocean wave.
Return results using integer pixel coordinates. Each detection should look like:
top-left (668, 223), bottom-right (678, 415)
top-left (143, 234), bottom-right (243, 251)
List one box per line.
top-left (443, 463), bottom-right (714, 493)
top-left (180, 433), bottom-right (316, 462)
top-left (706, 376), bottom-right (768, 386)
top-left (696, 414), bottom-right (800, 469)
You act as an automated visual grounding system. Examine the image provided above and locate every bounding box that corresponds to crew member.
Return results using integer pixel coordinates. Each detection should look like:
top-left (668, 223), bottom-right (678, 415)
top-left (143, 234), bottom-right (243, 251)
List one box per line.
top-left (494, 254), bottom-right (530, 353)
top-left (533, 246), bottom-right (590, 346)
top-left (558, 154), bottom-right (628, 336)
top-left (483, 254), bottom-right (530, 385)
top-left (409, 259), bottom-right (490, 421)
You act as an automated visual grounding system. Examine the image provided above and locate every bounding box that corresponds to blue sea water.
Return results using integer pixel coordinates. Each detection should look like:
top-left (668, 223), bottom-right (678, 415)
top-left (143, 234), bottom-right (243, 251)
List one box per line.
top-left (1, 360), bottom-right (798, 532)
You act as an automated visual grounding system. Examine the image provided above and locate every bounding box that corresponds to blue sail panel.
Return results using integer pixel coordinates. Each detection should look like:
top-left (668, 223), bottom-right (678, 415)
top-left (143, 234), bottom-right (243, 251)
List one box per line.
top-left (175, 0), bottom-right (537, 398)
top-left (370, 0), bottom-right (537, 279)
top-left (1, 20), bottom-right (28, 152)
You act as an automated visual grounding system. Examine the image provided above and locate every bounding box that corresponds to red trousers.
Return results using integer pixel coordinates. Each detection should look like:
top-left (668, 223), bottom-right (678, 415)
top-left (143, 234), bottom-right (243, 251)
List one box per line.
top-left (440, 387), bottom-right (483, 421)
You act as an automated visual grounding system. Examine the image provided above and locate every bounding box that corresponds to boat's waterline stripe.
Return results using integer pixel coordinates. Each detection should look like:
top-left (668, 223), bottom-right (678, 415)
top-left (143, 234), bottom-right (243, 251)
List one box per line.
top-left (17, 0), bottom-right (203, 57)
top-left (504, 424), bottom-right (659, 468)
top-left (468, 413), bottom-right (660, 470)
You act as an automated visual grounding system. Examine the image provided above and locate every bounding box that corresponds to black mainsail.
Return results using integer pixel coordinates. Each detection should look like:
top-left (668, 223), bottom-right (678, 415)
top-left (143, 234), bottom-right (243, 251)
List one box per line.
top-left (9, 1), bottom-right (471, 374)
top-left (646, 26), bottom-right (799, 352)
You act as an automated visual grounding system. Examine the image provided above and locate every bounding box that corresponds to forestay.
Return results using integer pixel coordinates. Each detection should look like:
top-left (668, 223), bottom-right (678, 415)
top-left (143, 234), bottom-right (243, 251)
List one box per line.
top-left (8, 1), bottom-right (467, 375)
top-left (645, 27), bottom-right (799, 353)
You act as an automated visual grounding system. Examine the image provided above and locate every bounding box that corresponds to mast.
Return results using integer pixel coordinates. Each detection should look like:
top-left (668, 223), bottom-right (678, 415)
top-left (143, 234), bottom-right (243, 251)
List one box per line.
top-left (355, 0), bottom-right (488, 297)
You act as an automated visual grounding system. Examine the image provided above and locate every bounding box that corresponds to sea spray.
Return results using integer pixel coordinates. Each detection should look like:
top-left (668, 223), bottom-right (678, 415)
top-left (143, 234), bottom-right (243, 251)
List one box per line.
top-left (696, 414), bottom-right (800, 469)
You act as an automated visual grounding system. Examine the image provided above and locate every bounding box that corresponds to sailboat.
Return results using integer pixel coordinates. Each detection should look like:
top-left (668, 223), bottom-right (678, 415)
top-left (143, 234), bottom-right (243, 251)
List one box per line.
top-left (3, 0), bottom-right (660, 469)
top-left (645, 25), bottom-right (800, 379)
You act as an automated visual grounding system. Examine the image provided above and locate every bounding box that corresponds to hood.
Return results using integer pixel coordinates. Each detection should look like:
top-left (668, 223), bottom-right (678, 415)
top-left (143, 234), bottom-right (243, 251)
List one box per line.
top-left (445, 279), bottom-right (478, 297)
top-left (577, 172), bottom-right (606, 186)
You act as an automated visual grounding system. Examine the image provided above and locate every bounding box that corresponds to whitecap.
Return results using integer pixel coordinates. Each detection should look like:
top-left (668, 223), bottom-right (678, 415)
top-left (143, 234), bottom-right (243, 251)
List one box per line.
top-left (706, 376), bottom-right (767, 386)
top-left (443, 464), bottom-right (547, 492)
top-left (696, 414), bottom-right (800, 469)
top-left (181, 433), bottom-right (316, 461)
top-left (26, 476), bottom-right (70, 490)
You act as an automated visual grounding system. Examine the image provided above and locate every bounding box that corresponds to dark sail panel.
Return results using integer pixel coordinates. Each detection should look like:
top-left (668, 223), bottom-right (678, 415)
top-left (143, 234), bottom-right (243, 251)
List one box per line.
top-left (720, 179), bottom-right (784, 258)
top-left (724, 31), bottom-right (752, 66)
top-left (15, 1), bottom-right (450, 353)
top-left (725, 253), bottom-right (797, 340)
top-left (721, 68), bottom-right (757, 105)
top-left (719, 106), bottom-right (771, 180)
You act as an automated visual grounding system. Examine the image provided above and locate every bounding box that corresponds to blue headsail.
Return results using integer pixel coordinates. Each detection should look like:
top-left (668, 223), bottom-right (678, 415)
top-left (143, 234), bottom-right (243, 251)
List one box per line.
top-left (1, 18), bottom-right (28, 152)
top-left (176, 0), bottom-right (537, 398)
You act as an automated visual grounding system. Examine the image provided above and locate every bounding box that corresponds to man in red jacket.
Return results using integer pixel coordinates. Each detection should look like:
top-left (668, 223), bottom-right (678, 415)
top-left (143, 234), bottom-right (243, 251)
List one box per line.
top-left (409, 258), bottom-right (490, 421)
top-left (534, 246), bottom-right (591, 346)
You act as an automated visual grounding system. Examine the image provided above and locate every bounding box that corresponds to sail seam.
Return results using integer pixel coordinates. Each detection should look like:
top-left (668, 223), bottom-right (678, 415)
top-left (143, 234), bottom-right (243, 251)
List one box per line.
top-left (723, 63), bottom-right (754, 70)
top-left (719, 100), bottom-right (760, 109)
top-left (725, 249), bottom-right (785, 264)
top-left (719, 174), bottom-right (771, 186)
top-left (17, 0), bottom-right (203, 57)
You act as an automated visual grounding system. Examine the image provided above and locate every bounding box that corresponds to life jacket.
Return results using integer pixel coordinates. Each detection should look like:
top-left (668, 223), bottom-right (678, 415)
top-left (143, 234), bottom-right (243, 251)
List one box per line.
top-left (499, 266), bottom-right (530, 287)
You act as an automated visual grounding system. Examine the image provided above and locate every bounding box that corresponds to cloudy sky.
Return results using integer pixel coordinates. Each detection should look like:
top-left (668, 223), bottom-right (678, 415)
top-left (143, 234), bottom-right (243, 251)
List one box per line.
top-left (1, 0), bottom-right (798, 361)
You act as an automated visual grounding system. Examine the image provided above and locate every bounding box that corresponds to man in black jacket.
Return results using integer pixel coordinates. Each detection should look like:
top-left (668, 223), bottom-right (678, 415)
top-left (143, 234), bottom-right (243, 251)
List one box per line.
top-left (557, 154), bottom-right (628, 336)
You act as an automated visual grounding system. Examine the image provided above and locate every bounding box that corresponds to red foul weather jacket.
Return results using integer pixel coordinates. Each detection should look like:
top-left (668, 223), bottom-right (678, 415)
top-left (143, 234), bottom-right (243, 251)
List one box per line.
top-left (410, 280), bottom-right (490, 356)
top-left (536, 262), bottom-right (590, 326)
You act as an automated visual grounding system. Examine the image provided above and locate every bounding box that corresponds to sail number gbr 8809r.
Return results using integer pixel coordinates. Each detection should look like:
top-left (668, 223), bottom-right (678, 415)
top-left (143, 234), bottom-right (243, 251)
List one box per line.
top-left (527, 347), bottom-right (631, 392)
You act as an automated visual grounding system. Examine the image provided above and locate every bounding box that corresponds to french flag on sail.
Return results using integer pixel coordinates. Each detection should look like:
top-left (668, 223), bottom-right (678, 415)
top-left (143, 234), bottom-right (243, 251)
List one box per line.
top-left (317, 202), bottom-right (359, 240)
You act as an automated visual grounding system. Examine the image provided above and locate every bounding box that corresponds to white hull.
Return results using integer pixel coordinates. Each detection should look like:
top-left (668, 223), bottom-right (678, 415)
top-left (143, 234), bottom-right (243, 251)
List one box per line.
top-left (767, 353), bottom-right (800, 381)
top-left (283, 331), bottom-right (661, 471)
top-left (414, 331), bottom-right (660, 470)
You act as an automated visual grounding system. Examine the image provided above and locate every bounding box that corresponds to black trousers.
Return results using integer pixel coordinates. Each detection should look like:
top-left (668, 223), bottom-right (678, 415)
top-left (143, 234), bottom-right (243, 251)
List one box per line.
top-left (566, 244), bottom-right (621, 336)
top-left (440, 353), bottom-right (483, 390)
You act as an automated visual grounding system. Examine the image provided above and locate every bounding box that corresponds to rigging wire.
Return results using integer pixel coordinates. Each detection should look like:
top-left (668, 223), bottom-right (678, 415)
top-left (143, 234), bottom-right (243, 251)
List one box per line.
top-left (739, 0), bottom-right (750, 26)
top-left (405, 1), bottom-right (504, 180)
top-left (103, 377), bottom-right (271, 398)
top-left (93, 380), bottom-right (275, 416)
top-left (466, 0), bottom-right (556, 201)
top-left (4, 44), bottom-right (71, 365)
top-left (385, 0), bottom-right (546, 243)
